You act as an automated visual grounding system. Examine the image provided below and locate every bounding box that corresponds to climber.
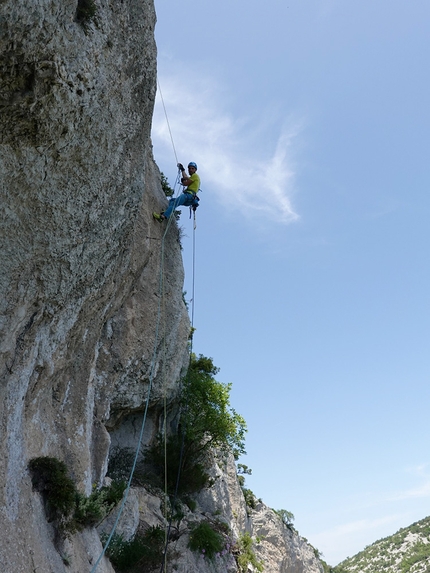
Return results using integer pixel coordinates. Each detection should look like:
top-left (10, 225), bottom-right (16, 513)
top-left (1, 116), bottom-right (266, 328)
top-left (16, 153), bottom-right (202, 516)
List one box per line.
top-left (153, 162), bottom-right (200, 222)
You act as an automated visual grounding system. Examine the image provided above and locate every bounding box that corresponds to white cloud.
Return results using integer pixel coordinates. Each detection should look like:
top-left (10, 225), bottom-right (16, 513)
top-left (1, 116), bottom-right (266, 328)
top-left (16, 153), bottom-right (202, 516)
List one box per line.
top-left (405, 463), bottom-right (430, 477)
top-left (152, 73), bottom-right (301, 224)
top-left (311, 514), bottom-right (403, 565)
top-left (308, 471), bottom-right (430, 565)
top-left (389, 480), bottom-right (430, 501)
top-left (383, 465), bottom-right (430, 501)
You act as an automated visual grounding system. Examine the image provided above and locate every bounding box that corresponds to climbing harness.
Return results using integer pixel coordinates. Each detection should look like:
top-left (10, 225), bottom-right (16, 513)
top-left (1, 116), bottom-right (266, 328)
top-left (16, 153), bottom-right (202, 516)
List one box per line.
top-left (187, 192), bottom-right (200, 219)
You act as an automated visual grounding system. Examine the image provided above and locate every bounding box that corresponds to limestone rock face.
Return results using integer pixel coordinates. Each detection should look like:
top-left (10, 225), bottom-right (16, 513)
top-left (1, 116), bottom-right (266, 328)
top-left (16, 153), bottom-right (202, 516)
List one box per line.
top-left (250, 504), bottom-right (323, 573)
top-left (108, 455), bottom-right (324, 573)
top-left (0, 1), bottom-right (189, 572)
top-left (0, 2), bottom-right (325, 573)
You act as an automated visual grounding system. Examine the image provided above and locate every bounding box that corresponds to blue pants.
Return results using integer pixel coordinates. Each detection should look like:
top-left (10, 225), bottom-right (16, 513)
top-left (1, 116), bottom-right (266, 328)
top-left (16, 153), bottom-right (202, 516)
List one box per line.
top-left (163, 193), bottom-right (198, 218)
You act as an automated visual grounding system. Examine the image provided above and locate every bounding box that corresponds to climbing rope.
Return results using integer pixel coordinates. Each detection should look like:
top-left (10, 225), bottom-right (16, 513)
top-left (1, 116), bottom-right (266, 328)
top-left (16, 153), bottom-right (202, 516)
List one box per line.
top-left (90, 217), bottom-right (172, 573)
top-left (91, 223), bottom-right (195, 573)
top-left (155, 79), bottom-right (199, 572)
top-left (159, 222), bottom-right (197, 573)
top-left (157, 78), bottom-right (179, 166)
top-left (91, 78), bottom-right (196, 573)
top-left (161, 231), bottom-right (169, 571)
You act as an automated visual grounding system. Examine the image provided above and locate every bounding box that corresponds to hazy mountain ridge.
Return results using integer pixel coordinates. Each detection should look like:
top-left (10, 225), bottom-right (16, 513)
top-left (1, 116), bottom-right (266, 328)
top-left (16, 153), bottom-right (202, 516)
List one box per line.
top-left (334, 516), bottom-right (430, 573)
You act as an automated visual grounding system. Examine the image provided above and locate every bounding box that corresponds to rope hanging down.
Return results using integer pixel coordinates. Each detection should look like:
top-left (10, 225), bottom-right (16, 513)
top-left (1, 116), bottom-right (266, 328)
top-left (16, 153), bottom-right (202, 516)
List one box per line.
top-left (159, 222), bottom-right (197, 573)
top-left (157, 78), bottom-right (179, 166)
top-left (91, 80), bottom-right (197, 573)
top-left (90, 217), bottom-right (172, 573)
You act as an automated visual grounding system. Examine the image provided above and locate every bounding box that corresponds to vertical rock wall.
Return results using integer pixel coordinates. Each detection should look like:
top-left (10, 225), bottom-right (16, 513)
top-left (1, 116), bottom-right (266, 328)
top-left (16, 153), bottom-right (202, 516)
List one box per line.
top-left (0, 2), bottom-right (326, 573)
top-left (0, 1), bottom-right (190, 571)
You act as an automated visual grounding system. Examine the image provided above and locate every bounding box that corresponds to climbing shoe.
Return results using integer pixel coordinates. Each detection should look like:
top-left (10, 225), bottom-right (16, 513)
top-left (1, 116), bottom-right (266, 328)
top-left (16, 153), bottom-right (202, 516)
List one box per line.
top-left (153, 212), bottom-right (165, 222)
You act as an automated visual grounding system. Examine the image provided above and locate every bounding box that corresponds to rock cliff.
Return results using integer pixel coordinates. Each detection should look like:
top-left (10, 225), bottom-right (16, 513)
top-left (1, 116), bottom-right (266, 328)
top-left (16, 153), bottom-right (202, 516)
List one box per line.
top-left (0, 1), bottom-right (324, 572)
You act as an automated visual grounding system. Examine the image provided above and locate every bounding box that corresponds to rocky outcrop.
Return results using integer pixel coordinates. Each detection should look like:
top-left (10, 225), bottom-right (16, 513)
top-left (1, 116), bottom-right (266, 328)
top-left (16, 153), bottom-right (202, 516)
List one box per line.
top-left (1, 1), bottom-right (189, 572)
top-left (251, 505), bottom-right (323, 573)
top-left (103, 454), bottom-right (323, 573)
top-left (0, 2), bottom-right (325, 573)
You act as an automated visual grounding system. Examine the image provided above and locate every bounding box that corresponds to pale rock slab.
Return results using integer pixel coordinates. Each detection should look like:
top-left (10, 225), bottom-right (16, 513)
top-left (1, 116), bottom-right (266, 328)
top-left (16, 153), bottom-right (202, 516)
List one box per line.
top-left (0, 1), bottom-right (326, 573)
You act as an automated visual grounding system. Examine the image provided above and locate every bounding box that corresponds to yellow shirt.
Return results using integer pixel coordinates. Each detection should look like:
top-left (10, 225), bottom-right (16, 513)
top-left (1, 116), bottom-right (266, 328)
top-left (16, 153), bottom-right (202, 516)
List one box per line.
top-left (187, 172), bottom-right (200, 194)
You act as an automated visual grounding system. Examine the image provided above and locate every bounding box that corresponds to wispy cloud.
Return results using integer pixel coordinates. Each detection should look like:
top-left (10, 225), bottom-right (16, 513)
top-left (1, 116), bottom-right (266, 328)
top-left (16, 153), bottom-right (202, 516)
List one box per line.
top-left (405, 463), bottom-right (430, 477)
top-left (322, 514), bottom-right (402, 537)
top-left (310, 468), bottom-right (430, 564)
top-left (389, 480), bottom-right (430, 501)
top-left (311, 514), bottom-right (403, 564)
top-left (382, 464), bottom-right (430, 502)
top-left (152, 73), bottom-right (301, 224)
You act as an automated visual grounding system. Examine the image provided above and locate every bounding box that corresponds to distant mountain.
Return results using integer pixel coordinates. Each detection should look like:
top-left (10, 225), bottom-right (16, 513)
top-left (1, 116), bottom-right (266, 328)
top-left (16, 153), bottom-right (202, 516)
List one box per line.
top-left (333, 516), bottom-right (430, 573)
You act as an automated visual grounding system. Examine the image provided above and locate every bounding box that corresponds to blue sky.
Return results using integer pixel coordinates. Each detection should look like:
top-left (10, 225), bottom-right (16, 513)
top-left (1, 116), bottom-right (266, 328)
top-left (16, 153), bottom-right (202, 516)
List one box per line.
top-left (151, 0), bottom-right (430, 565)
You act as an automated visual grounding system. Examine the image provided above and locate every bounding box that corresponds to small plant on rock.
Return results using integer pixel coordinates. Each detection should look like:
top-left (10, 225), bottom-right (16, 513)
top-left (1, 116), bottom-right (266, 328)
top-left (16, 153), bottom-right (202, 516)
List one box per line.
top-left (188, 521), bottom-right (224, 560)
top-left (275, 508), bottom-right (295, 530)
top-left (76, 0), bottom-right (97, 31)
top-left (104, 526), bottom-right (165, 571)
top-left (29, 456), bottom-right (125, 534)
top-left (73, 481), bottom-right (126, 529)
top-left (28, 457), bottom-right (76, 525)
top-left (237, 465), bottom-right (258, 511)
top-left (160, 172), bottom-right (174, 197)
top-left (235, 532), bottom-right (264, 573)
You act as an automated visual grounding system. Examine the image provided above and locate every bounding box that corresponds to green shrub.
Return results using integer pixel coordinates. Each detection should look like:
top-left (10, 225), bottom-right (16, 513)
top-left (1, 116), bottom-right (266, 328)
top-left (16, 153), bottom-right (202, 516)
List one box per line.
top-left (237, 466), bottom-right (258, 511)
top-left (29, 457), bottom-right (125, 533)
top-left (73, 481), bottom-right (126, 529)
top-left (76, 0), bottom-right (97, 29)
top-left (144, 433), bottom-right (211, 496)
top-left (107, 446), bottom-right (135, 482)
top-left (236, 532), bottom-right (264, 573)
top-left (242, 488), bottom-right (257, 509)
top-left (143, 354), bottom-right (247, 498)
top-left (105, 526), bottom-right (165, 571)
top-left (184, 496), bottom-right (197, 512)
top-left (275, 508), bottom-right (295, 528)
top-left (188, 522), bottom-right (224, 560)
top-left (160, 172), bottom-right (174, 197)
top-left (28, 457), bottom-right (76, 523)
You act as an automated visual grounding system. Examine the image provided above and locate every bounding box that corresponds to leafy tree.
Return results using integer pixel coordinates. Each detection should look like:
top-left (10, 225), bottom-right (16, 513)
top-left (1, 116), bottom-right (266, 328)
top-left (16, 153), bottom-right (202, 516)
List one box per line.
top-left (237, 464), bottom-right (252, 475)
top-left (145, 354), bottom-right (247, 495)
top-left (182, 354), bottom-right (247, 460)
top-left (242, 488), bottom-right (258, 510)
top-left (275, 509), bottom-right (295, 527)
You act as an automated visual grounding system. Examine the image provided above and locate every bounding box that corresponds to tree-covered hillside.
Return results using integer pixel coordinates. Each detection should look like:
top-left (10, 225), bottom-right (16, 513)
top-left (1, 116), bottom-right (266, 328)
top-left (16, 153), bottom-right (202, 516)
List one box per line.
top-left (333, 516), bottom-right (430, 573)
